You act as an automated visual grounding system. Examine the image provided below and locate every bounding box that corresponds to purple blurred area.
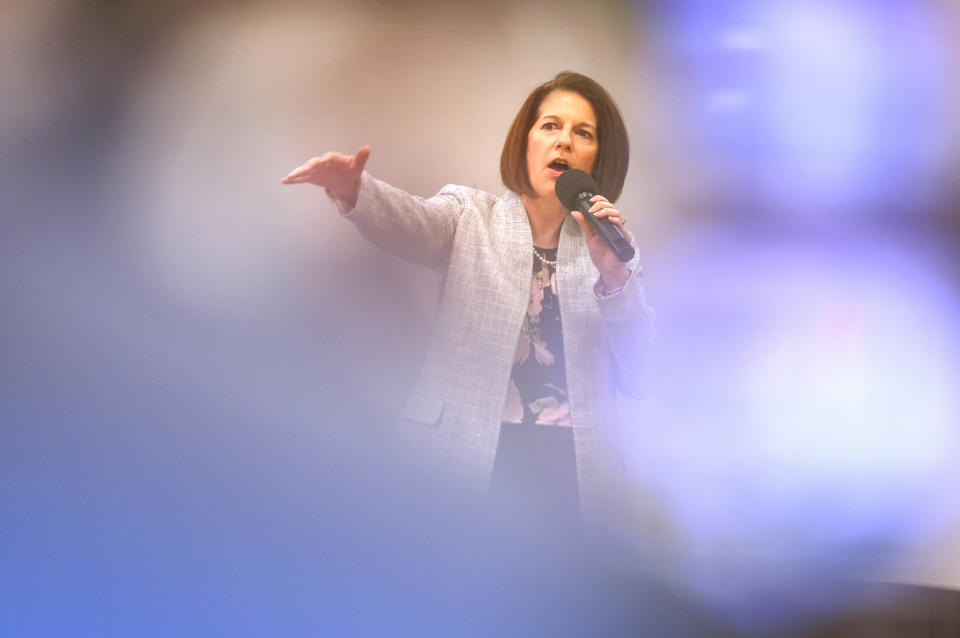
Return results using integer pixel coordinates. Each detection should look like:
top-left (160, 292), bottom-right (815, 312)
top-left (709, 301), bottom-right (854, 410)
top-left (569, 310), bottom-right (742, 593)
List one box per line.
top-left (623, 0), bottom-right (960, 602)
top-left (3, 0), bottom-right (960, 635)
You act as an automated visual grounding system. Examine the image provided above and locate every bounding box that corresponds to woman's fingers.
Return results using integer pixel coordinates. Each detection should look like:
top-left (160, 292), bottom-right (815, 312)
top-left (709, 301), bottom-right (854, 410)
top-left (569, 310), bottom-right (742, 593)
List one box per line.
top-left (281, 165), bottom-right (314, 184)
top-left (281, 147), bottom-right (369, 187)
top-left (587, 199), bottom-right (627, 229)
top-left (282, 155), bottom-right (330, 184)
top-left (281, 163), bottom-right (306, 184)
top-left (580, 197), bottom-right (633, 248)
top-left (578, 198), bottom-right (636, 278)
top-left (588, 196), bottom-right (616, 216)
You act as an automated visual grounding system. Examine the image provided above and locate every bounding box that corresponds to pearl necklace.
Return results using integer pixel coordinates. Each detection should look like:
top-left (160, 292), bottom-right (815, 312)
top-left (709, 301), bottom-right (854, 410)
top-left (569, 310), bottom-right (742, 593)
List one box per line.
top-left (533, 247), bottom-right (558, 267)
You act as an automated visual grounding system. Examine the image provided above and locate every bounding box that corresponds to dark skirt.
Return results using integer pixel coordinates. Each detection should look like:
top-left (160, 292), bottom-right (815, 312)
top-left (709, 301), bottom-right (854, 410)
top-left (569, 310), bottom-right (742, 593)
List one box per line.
top-left (488, 422), bottom-right (581, 526)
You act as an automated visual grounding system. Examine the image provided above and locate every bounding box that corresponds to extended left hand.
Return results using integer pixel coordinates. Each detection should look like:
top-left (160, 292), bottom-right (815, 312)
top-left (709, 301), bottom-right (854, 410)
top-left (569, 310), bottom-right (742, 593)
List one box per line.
top-left (571, 195), bottom-right (633, 291)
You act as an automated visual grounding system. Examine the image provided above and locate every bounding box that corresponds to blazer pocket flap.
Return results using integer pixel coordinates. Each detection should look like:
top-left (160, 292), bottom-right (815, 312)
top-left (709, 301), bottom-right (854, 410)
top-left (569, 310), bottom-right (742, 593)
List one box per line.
top-left (400, 392), bottom-right (445, 426)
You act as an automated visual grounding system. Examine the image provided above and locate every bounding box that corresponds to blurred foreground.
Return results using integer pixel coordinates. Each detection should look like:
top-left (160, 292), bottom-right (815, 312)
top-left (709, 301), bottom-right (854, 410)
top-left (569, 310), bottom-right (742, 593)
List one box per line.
top-left (3, 0), bottom-right (960, 635)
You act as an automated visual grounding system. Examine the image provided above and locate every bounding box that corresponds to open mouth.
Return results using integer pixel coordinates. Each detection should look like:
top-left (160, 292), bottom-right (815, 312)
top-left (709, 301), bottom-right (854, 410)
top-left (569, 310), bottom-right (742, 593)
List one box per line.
top-left (547, 159), bottom-right (569, 173)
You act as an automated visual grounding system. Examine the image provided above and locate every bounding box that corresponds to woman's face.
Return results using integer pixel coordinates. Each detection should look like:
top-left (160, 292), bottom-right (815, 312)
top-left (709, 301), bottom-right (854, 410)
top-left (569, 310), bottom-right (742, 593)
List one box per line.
top-left (525, 90), bottom-right (598, 201)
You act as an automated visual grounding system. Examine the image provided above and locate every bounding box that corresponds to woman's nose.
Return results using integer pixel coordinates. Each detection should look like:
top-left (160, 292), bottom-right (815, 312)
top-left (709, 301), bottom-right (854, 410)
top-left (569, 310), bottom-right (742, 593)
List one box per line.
top-left (556, 128), bottom-right (572, 148)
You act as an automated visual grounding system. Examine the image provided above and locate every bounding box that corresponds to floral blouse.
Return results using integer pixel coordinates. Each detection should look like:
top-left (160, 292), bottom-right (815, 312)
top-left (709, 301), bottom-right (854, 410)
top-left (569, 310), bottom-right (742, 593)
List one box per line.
top-left (501, 247), bottom-right (571, 426)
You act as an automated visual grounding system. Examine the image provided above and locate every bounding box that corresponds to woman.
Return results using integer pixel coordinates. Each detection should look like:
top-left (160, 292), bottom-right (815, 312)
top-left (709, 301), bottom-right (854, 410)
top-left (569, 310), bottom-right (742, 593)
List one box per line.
top-left (283, 72), bottom-right (655, 524)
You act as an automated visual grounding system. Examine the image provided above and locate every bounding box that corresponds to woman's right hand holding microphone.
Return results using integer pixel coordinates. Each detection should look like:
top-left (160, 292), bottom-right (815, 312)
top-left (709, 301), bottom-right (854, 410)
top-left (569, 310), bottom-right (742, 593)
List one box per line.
top-left (282, 145), bottom-right (370, 209)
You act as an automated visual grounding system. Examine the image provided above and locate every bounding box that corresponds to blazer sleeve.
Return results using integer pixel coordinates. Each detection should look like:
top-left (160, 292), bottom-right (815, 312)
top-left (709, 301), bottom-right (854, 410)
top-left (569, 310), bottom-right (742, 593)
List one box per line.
top-left (595, 262), bottom-right (659, 399)
top-left (333, 172), bottom-right (464, 269)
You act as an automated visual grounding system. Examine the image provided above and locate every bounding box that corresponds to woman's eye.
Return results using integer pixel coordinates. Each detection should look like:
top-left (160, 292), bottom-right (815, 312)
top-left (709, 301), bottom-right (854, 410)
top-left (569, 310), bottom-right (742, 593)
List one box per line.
top-left (542, 122), bottom-right (557, 130)
top-left (577, 129), bottom-right (593, 139)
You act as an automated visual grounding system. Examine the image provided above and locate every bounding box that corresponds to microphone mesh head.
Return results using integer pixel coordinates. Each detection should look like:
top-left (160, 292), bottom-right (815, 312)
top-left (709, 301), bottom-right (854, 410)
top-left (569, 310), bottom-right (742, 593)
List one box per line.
top-left (555, 169), bottom-right (599, 211)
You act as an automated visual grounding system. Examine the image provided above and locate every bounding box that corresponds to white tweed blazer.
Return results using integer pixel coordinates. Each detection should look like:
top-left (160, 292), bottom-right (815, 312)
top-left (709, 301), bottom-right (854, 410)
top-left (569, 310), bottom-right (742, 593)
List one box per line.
top-left (341, 172), bottom-right (656, 512)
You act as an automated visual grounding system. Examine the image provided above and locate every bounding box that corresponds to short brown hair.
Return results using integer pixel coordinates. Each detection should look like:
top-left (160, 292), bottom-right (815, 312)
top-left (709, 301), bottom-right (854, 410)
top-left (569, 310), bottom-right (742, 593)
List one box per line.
top-left (500, 71), bottom-right (630, 202)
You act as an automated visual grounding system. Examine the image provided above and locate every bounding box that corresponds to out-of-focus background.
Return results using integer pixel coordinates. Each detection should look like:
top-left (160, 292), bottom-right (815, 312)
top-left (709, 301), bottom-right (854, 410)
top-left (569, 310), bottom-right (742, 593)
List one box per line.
top-left (3, 0), bottom-right (960, 635)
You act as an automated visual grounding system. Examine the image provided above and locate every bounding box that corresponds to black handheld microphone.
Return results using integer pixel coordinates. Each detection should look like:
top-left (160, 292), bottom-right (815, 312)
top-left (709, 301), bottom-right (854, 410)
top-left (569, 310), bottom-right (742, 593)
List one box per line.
top-left (555, 169), bottom-right (635, 263)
